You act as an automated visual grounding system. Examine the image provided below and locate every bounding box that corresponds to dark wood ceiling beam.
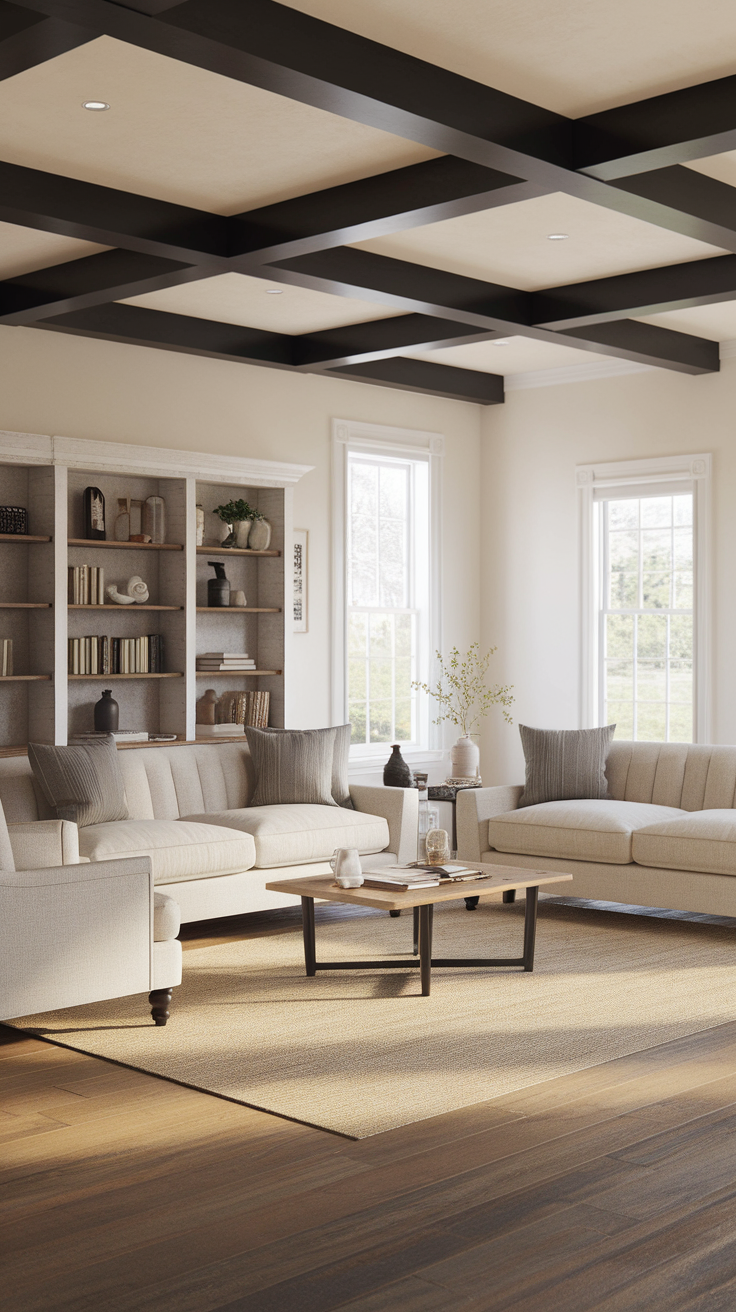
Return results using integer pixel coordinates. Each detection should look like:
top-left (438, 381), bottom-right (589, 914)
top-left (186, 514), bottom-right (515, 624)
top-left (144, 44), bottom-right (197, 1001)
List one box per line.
top-left (534, 254), bottom-right (736, 329)
top-left (559, 320), bottom-right (718, 375)
top-left (575, 75), bottom-right (736, 179)
top-left (292, 314), bottom-right (498, 370)
top-left (604, 166), bottom-right (736, 253)
top-left (0, 0), bottom-right (89, 80)
top-left (0, 248), bottom-right (201, 323)
top-left (0, 160), bottom-right (230, 262)
top-left (230, 157), bottom-right (543, 265)
top-left (325, 356), bottom-right (504, 405)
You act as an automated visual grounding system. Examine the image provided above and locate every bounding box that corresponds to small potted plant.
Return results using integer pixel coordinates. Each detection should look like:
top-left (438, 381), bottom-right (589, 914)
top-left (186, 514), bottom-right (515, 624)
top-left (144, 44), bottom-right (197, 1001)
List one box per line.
top-left (214, 499), bottom-right (256, 548)
top-left (412, 643), bottom-right (514, 781)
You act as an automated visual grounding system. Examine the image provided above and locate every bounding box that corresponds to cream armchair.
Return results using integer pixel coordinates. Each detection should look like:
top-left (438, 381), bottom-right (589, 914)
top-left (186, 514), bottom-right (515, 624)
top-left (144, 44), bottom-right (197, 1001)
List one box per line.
top-left (0, 813), bottom-right (182, 1027)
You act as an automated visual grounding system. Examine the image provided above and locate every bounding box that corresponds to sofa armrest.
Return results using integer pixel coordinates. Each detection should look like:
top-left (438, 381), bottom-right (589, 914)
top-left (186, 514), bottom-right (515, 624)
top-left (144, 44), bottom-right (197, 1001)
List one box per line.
top-left (0, 856), bottom-right (155, 1020)
top-left (8, 819), bottom-right (80, 869)
top-left (456, 785), bottom-right (524, 861)
top-left (349, 784), bottom-right (419, 865)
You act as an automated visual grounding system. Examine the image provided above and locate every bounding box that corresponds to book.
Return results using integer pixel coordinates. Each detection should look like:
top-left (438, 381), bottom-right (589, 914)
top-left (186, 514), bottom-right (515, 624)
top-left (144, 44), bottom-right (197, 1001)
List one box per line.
top-left (361, 863), bottom-right (487, 889)
top-left (362, 871), bottom-right (441, 889)
top-left (196, 723), bottom-right (246, 737)
top-left (1, 638), bottom-right (12, 676)
top-left (200, 652), bottom-right (252, 660)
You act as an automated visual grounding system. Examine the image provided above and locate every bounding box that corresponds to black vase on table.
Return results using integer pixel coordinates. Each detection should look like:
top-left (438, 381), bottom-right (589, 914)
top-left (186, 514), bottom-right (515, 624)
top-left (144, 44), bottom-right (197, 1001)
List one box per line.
top-left (94, 689), bottom-right (119, 732)
top-left (383, 743), bottom-right (414, 787)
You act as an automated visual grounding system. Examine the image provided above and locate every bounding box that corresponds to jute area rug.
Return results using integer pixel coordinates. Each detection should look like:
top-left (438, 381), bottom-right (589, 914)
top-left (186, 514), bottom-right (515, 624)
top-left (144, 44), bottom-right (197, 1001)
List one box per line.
top-left (11, 898), bottom-right (736, 1138)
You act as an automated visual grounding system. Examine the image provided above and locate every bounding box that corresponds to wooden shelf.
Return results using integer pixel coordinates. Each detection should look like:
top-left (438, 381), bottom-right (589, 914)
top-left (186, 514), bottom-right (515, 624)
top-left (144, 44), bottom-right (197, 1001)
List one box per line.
top-left (0, 674), bottom-right (51, 681)
top-left (195, 670), bottom-right (281, 677)
top-left (68, 604), bottom-right (183, 611)
top-left (196, 546), bottom-right (280, 557)
top-left (68, 673), bottom-right (183, 680)
top-left (0, 602), bottom-right (52, 609)
top-left (0, 533), bottom-right (50, 544)
top-left (196, 606), bottom-right (281, 613)
top-left (68, 539), bottom-right (183, 551)
top-left (0, 745), bottom-right (30, 757)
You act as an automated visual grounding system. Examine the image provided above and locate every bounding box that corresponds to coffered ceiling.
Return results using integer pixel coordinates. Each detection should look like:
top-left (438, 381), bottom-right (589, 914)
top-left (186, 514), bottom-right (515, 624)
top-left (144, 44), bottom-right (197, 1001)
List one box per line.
top-left (2, 0), bottom-right (736, 405)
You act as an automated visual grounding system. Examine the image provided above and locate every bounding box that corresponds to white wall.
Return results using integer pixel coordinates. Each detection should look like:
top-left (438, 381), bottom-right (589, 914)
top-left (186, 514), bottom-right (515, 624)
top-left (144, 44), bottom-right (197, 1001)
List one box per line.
top-left (480, 359), bottom-right (736, 785)
top-left (0, 324), bottom-right (481, 772)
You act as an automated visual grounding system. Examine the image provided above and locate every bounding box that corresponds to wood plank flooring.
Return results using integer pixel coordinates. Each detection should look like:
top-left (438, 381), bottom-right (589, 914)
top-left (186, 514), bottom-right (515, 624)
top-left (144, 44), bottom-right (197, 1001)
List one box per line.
top-left (4, 901), bottom-right (736, 1310)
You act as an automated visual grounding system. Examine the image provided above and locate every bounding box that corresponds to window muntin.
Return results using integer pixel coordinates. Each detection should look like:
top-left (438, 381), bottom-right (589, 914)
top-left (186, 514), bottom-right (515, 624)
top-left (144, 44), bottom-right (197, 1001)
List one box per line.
top-left (601, 491), bottom-right (694, 742)
top-left (346, 451), bottom-right (429, 750)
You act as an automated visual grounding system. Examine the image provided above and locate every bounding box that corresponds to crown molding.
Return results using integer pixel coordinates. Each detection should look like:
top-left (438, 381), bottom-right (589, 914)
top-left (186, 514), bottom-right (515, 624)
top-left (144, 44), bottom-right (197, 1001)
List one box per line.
top-left (50, 435), bottom-right (313, 486)
top-left (504, 358), bottom-right (654, 391)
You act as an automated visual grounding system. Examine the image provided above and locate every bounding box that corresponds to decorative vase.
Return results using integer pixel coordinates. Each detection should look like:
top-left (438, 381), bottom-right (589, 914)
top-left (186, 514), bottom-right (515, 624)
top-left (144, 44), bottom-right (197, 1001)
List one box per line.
top-left (234, 519), bottom-right (252, 548)
top-left (114, 498), bottom-right (130, 542)
top-left (248, 517), bottom-right (271, 551)
top-left (142, 496), bottom-right (166, 544)
top-left (207, 561), bottom-right (230, 607)
top-left (383, 743), bottom-right (414, 788)
top-left (195, 505), bottom-right (205, 546)
top-left (451, 734), bottom-right (480, 779)
top-left (94, 689), bottom-right (119, 732)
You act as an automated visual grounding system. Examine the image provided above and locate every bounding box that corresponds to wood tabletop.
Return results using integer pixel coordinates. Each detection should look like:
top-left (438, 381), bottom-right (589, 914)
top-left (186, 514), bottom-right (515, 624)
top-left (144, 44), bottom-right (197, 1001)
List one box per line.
top-left (265, 865), bottom-right (573, 912)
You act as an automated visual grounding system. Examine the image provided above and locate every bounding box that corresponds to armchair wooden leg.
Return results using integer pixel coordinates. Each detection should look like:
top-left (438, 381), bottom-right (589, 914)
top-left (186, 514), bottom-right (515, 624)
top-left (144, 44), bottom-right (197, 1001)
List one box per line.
top-left (149, 989), bottom-right (172, 1026)
top-left (389, 909), bottom-right (401, 918)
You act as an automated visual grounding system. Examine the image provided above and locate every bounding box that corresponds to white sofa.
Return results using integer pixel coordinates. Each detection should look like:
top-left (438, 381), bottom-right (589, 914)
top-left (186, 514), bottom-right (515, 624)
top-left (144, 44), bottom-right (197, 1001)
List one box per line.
top-left (457, 741), bottom-right (736, 919)
top-left (0, 741), bottom-right (418, 925)
top-left (0, 818), bottom-right (182, 1025)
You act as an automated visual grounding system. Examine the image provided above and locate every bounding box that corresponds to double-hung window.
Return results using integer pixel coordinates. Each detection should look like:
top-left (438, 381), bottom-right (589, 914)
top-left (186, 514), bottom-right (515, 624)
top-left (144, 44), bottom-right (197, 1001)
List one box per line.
top-left (333, 421), bottom-right (442, 761)
top-left (579, 455), bottom-right (711, 743)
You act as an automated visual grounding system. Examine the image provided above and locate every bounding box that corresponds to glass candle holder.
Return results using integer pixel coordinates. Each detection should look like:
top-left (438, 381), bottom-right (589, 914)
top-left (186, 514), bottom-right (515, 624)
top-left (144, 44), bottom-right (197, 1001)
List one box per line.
top-left (425, 828), bottom-right (450, 866)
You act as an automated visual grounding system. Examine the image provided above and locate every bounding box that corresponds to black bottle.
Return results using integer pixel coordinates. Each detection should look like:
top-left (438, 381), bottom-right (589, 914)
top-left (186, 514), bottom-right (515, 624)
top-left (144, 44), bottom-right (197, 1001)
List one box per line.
top-left (383, 744), bottom-right (414, 787)
top-left (94, 689), bottom-right (119, 732)
top-left (83, 487), bottom-right (106, 540)
top-left (207, 561), bottom-right (230, 607)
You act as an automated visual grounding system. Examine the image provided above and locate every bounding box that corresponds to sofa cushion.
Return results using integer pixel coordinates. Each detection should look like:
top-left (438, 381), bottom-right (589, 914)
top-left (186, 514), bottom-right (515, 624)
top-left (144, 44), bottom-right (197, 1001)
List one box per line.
top-left (78, 820), bottom-right (256, 884)
top-left (153, 891), bottom-right (181, 941)
top-left (519, 724), bottom-right (615, 807)
top-left (257, 725), bottom-right (353, 807)
top-left (632, 810), bottom-right (736, 876)
top-left (0, 796), bottom-right (14, 872)
top-left (29, 735), bottom-right (128, 826)
top-left (182, 805), bottom-right (390, 869)
top-left (487, 799), bottom-right (686, 865)
top-left (246, 727), bottom-right (337, 807)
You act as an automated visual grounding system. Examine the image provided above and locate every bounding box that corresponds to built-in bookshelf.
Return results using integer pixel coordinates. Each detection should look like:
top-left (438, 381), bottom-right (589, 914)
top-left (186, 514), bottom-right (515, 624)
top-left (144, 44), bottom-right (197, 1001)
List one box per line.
top-left (0, 433), bottom-right (311, 751)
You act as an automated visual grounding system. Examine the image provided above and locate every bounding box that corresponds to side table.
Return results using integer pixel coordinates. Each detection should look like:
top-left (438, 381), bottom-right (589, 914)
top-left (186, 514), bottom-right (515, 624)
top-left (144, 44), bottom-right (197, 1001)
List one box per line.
top-left (428, 784), bottom-right (516, 912)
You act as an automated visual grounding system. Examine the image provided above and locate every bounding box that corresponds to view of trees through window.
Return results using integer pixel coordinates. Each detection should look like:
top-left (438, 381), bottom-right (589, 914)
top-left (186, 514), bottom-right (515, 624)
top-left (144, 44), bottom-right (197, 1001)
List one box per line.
top-left (346, 451), bottom-right (427, 748)
top-left (601, 492), bottom-right (694, 742)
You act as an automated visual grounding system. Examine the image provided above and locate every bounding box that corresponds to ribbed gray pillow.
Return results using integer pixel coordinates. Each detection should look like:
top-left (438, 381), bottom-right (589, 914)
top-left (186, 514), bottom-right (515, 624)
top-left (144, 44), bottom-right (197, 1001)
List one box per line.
top-left (246, 726), bottom-right (338, 807)
top-left (28, 735), bottom-right (129, 827)
top-left (518, 724), bottom-right (616, 808)
top-left (256, 724), bottom-right (353, 807)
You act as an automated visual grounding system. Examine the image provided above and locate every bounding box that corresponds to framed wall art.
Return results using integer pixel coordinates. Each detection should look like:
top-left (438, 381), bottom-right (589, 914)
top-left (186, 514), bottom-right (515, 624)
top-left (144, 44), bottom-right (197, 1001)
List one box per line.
top-left (292, 529), bottom-right (308, 632)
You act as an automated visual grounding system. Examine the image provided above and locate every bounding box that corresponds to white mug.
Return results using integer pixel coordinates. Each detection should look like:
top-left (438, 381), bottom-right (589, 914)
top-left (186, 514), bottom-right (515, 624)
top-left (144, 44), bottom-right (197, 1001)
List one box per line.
top-left (330, 847), bottom-right (363, 887)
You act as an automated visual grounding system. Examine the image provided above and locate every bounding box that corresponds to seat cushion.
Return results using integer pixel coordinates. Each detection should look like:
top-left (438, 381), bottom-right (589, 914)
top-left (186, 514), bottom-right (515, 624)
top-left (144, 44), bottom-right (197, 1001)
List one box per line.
top-left (632, 810), bottom-right (736, 876)
top-left (487, 799), bottom-right (686, 865)
top-left (153, 891), bottom-right (181, 941)
top-left (181, 805), bottom-right (390, 869)
top-left (78, 820), bottom-right (256, 884)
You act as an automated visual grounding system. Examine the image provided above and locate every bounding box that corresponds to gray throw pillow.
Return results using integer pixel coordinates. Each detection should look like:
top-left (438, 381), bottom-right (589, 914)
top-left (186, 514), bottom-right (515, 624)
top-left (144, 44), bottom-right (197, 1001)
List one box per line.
top-left (518, 724), bottom-right (616, 808)
top-left (28, 735), bottom-right (129, 827)
top-left (256, 724), bottom-right (353, 807)
top-left (246, 726), bottom-right (338, 807)
top-left (0, 796), bottom-right (15, 871)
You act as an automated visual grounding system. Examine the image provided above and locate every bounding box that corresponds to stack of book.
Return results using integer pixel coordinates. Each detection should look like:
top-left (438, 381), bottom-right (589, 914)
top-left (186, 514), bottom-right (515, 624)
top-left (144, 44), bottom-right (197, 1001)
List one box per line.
top-left (68, 565), bottom-right (106, 605)
top-left (1, 638), bottom-right (12, 676)
top-left (71, 731), bottom-right (150, 744)
top-left (216, 689), bottom-right (270, 728)
top-left (196, 652), bottom-right (256, 672)
top-left (67, 634), bottom-right (165, 674)
top-left (361, 863), bottom-right (485, 890)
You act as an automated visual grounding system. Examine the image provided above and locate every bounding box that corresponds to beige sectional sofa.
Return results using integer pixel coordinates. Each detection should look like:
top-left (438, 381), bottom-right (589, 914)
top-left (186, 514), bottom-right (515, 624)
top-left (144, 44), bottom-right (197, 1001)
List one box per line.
top-left (457, 741), bottom-right (736, 918)
top-left (0, 741), bottom-right (417, 924)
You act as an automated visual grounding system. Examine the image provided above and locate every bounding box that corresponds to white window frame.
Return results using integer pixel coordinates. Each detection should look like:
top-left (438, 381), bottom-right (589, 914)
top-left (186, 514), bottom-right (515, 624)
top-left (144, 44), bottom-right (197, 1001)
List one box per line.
top-left (577, 453), bottom-right (712, 742)
top-left (332, 419), bottom-right (444, 766)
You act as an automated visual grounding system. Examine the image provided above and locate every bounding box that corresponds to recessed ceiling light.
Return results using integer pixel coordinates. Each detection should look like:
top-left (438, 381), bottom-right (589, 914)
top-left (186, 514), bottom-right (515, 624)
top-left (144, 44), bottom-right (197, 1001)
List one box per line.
top-left (547, 232), bottom-right (569, 240)
top-left (82, 100), bottom-right (110, 111)
top-left (491, 337), bottom-right (512, 345)
top-left (265, 288), bottom-right (284, 295)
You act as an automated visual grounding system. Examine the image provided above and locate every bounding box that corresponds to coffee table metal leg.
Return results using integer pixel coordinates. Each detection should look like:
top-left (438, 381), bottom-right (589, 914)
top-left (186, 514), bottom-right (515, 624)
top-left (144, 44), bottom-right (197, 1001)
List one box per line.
top-left (413, 905), bottom-right (419, 956)
top-left (301, 896), bottom-right (316, 976)
top-left (419, 904), bottom-right (433, 996)
top-left (523, 886), bottom-right (539, 971)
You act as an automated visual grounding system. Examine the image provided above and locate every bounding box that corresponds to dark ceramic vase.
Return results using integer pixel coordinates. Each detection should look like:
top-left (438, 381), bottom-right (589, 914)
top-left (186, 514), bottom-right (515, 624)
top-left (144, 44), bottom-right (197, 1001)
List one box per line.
top-left (383, 743), bottom-right (414, 788)
top-left (94, 689), bottom-right (119, 732)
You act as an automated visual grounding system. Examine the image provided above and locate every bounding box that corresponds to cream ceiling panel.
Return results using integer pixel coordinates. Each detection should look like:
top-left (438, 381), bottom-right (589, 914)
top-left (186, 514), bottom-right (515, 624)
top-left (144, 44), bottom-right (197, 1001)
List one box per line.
top-left (0, 36), bottom-right (438, 215)
top-left (284, 0), bottom-right (736, 116)
top-left (122, 273), bottom-right (407, 335)
top-left (637, 302), bottom-right (736, 342)
top-left (686, 155), bottom-right (736, 190)
top-left (406, 338), bottom-right (611, 375)
top-left (0, 223), bottom-right (108, 279)
top-left (354, 194), bottom-right (726, 291)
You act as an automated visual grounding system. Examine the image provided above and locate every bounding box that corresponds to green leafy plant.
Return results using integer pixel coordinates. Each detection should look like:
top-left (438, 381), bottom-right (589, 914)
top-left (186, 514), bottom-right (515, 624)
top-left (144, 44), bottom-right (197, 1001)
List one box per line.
top-left (412, 643), bottom-right (514, 736)
top-left (214, 499), bottom-right (257, 524)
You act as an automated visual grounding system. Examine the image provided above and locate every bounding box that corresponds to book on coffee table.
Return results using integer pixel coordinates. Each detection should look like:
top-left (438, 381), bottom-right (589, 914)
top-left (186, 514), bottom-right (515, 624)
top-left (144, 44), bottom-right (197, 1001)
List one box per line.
top-left (361, 864), bottom-right (487, 890)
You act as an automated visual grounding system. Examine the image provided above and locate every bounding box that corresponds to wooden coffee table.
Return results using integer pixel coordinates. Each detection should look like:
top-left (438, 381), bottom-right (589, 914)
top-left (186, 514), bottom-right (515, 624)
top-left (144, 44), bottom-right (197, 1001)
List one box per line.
top-left (265, 864), bottom-right (572, 996)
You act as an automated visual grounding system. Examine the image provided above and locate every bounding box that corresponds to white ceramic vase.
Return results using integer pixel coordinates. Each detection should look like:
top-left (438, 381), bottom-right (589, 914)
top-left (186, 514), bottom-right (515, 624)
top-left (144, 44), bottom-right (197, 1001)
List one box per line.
top-left (234, 519), bottom-right (252, 548)
top-left (451, 734), bottom-right (480, 779)
top-left (248, 517), bottom-right (272, 550)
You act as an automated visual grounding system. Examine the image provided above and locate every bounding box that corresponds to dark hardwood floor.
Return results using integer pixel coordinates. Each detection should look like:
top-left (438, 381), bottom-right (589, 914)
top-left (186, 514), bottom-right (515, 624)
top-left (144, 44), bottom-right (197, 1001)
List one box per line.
top-left (3, 902), bottom-right (736, 1311)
